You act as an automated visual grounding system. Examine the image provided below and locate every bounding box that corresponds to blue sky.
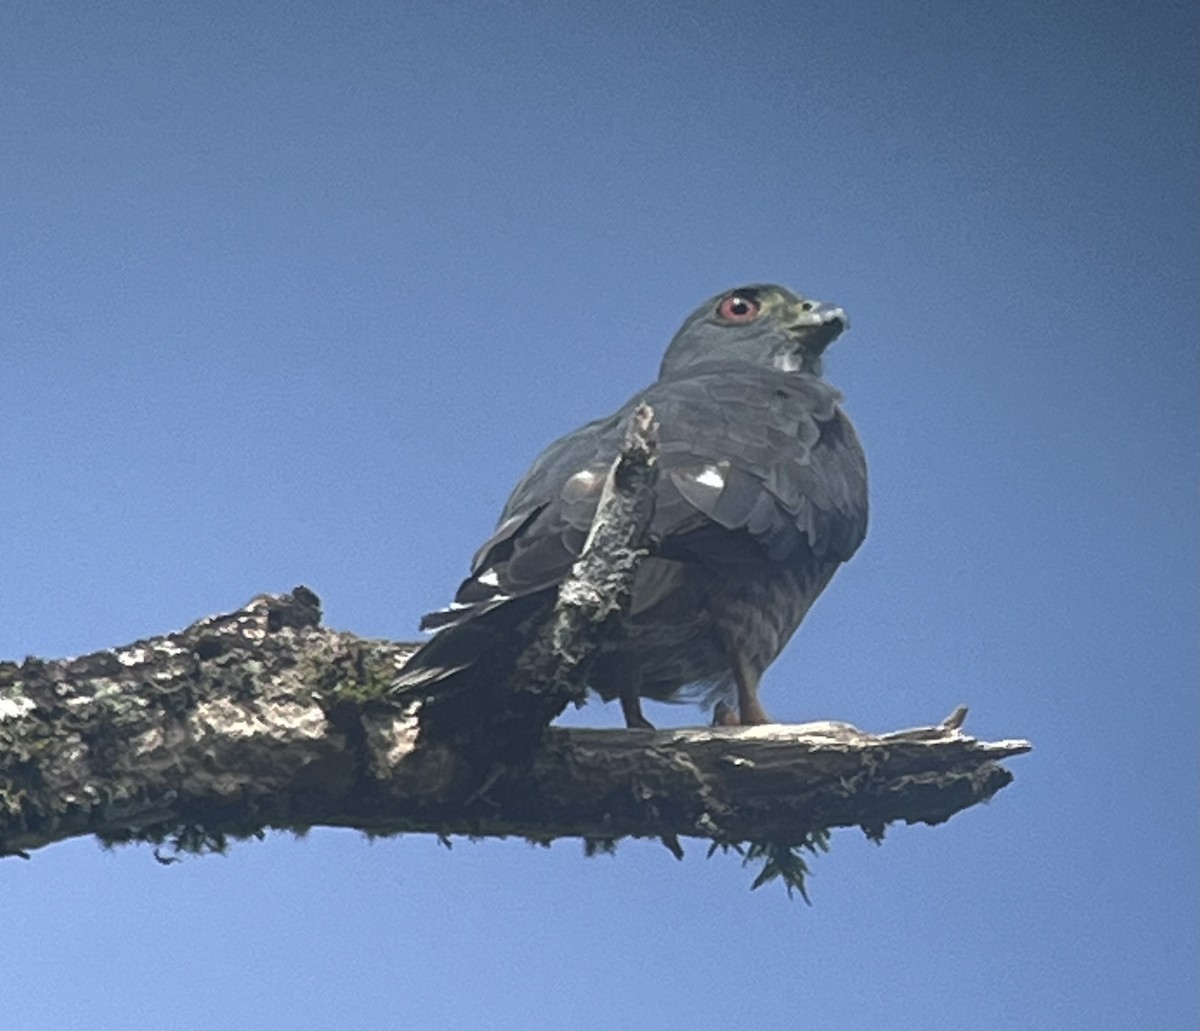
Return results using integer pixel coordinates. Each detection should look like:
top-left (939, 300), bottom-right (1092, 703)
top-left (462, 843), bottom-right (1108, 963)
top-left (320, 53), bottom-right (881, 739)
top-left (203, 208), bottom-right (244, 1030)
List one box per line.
top-left (2, 2), bottom-right (1196, 1028)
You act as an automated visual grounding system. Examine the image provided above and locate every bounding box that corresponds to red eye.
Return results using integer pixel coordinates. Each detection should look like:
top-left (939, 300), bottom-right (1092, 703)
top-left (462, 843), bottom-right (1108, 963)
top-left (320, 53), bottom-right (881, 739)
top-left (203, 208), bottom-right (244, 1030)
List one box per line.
top-left (717, 294), bottom-right (760, 322)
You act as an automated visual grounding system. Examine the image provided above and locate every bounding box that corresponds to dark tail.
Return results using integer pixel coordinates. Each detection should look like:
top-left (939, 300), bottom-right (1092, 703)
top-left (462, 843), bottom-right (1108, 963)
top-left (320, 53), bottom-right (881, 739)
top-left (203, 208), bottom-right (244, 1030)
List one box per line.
top-left (393, 591), bottom-right (554, 696)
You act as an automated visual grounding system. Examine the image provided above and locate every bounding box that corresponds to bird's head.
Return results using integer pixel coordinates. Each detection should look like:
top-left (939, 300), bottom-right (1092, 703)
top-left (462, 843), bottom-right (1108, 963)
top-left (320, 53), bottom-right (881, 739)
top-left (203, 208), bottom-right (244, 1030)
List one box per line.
top-left (658, 284), bottom-right (848, 379)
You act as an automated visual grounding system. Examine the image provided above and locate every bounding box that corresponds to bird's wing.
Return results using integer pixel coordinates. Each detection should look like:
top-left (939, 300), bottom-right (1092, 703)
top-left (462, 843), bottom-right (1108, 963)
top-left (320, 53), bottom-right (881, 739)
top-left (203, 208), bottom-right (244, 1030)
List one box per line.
top-left (651, 365), bottom-right (868, 565)
top-left (423, 364), bottom-right (867, 629)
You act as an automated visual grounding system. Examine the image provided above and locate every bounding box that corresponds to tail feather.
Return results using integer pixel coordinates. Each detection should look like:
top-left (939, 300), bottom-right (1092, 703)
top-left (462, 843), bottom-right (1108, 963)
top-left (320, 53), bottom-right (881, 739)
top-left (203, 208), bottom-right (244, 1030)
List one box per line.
top-left (393, 591), bottom-right (554, 695)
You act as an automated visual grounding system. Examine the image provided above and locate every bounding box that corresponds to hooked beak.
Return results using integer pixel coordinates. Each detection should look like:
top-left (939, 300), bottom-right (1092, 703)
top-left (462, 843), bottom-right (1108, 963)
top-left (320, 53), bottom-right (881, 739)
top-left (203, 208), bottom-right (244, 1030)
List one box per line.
top-left (786, 299), bottom-right (848, 355)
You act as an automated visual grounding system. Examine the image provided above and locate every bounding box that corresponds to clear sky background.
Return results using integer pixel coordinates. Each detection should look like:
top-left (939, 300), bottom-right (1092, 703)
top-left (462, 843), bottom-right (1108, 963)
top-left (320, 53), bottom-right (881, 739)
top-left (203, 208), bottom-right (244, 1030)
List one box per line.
top-left (2, 2), bottom-right (1196, 1029)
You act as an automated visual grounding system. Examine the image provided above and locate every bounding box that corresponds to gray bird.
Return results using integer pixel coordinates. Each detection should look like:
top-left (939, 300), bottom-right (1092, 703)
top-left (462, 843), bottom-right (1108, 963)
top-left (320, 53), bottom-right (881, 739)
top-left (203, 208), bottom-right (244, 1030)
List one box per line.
top-left (395, 284), bottom-right (868, 728)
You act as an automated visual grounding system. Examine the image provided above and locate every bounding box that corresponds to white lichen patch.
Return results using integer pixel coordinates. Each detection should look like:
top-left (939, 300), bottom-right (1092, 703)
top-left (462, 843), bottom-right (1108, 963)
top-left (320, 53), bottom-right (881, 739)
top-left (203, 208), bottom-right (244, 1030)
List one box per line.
top-left (0, 694), bottom-right (36, 721)
top-left (117, 647), bottom-right (152, 666)
top-left (364, 710), bottom-right (421, 774)
top-left (116, 639), bottom-right (189, 668)
top-left (189, 698), bottom-right (326, 742)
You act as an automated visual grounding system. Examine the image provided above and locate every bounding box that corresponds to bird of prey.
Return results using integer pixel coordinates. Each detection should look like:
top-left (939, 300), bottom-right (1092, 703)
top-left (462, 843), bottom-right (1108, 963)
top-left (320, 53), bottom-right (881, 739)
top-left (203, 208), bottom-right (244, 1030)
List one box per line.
top-left (395, 284), bottom-right (868, 728)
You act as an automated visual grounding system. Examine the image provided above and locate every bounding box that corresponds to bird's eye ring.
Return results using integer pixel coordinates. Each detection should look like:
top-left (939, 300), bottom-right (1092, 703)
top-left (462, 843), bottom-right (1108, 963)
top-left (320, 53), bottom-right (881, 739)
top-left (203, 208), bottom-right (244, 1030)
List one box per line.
top-left (716, 294), bottom-right (761, 323)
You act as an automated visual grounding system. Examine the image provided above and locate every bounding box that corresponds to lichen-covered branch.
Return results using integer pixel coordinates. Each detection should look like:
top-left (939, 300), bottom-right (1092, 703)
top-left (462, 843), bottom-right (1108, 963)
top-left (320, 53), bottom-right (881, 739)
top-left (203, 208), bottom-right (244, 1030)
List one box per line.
top-left (0, 587), bottom-right (1029, 866)
top-left (517, 401), bottom-right (659, 704)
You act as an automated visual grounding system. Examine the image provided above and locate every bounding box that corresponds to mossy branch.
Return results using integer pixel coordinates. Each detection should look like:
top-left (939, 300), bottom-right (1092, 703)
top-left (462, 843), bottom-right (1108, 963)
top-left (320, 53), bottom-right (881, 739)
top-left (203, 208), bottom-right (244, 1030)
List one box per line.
top-left (0, 587), bottom-right (1028, 891)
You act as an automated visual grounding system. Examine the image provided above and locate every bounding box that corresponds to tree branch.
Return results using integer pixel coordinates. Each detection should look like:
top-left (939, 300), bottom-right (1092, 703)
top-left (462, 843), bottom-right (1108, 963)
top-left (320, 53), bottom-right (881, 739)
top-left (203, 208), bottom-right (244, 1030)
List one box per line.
top-left (0, 587), bottom-right (1029, 863)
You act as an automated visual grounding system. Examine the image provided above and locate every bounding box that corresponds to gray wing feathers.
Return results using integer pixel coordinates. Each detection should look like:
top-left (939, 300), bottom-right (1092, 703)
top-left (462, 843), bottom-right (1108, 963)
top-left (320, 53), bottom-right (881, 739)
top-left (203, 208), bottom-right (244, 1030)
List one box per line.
top-left (425, 367), bottom-right (866, 631)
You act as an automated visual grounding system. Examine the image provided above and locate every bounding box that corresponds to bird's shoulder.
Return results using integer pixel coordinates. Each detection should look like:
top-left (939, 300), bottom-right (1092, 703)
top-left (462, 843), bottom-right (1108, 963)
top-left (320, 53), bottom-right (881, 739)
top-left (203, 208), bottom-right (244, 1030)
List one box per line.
top-left (501, 362), bottom-right (850, 516)
top-left (644, 363), bottom-right (867, 563)
top-left (457, 364), bottom-right (864, 597)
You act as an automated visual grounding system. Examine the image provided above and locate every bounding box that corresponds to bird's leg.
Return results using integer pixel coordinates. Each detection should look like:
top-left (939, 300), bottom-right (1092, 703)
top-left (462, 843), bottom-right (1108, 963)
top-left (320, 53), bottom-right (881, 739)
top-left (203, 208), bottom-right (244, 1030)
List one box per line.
top-left (712, 701), bottom-right (740, 726)
top-left (730, 648), bottom-right (771, 725)
top-left (620, 688), bottom-right (655, 730)
top-left (602, 652), bottom-right (654, 729)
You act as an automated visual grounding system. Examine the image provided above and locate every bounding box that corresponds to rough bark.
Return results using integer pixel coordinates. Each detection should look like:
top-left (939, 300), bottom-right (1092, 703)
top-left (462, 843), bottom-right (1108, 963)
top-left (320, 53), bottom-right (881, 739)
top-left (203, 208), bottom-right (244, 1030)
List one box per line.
top-left (0, 587), bottom-right (1029, 862)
